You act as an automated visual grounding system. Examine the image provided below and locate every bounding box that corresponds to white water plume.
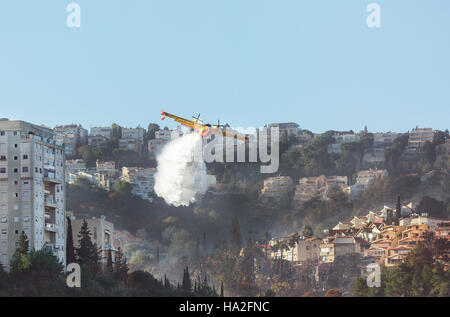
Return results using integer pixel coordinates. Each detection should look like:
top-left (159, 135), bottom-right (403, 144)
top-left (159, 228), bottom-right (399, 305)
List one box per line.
top-left (154, 133), bottom-right (208, 207)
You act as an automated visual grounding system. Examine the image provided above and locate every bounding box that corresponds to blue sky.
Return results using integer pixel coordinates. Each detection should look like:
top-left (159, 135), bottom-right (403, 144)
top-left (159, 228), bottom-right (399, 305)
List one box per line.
top-left (0, 1), bottom-right (449, 133)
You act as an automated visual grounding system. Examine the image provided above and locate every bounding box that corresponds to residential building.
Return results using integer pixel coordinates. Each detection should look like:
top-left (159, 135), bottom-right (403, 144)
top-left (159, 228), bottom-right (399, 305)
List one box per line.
top-left (120, 167), bottom-right (156, 201)
top-left (348, 169), bottom-right (389, 200)
top-left (0, 119), bottom-right (66, 269)
top-left (328, 133), bottom-right (360, 154)
top-left (70, 215), bottom-right (117, 262)
top-left (122, 127), bottom-right (145, 145)
top-left (269, 236), bottom-right (321, 263)
top-left (88, 135), bottom-right (109, 147)
top-left (399, 214), bottom-right (450, 229)
top-left (119, 138), bottom-right (140, 153)
top-left (65, 159), bottom-right (87, 180)
top-left (90, 127), bottom-right (112, 139)
top-left (54, 124), bottom-right (88, 156)
top-left (96, 160), bottom-right (116, 177)
top-left (268, 122), bottom-right (300, 138)
top-left (362, 148), bottom-right (386, 168)
top-left (148, 138), bottom-right (167, 157)
top-left (155, 129), bottom-right (172, 142)
top-left (260, 176), bottom-right (294, 203)
top-left (373, 132), bottom-right (399, 148)
top-left (293, 175), bottom-right (348, 207)
top-left (406, 127), bottom-right (434, 153)
top-left (319, 236), bottom-right (368, 263)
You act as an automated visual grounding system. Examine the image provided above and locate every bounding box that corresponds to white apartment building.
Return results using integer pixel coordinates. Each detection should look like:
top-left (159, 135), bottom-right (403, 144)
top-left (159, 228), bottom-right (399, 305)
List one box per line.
top-left (122, 127), bottom-right (145, 145)
top-left (0, 119), bottom-right (66, 270)
top-left (260, 176), bottom-right (294, 202)
top-left (155, 129), bottom-right (172, 142)
top-left (96, 160), bottom-right (116, 176)
top-left (348, 169), bottom-right (389, 200)
top-left (120, 167), bottom-right (156, 201)
top-left (293, 175), bottom-right (348, 207)
top-left (54, 124), bottom-right (88, 156)
top-left (70, 214), bottom-right (117, 262)
top-left (90, 126), bottom-right (112, 139)
top-left (65, 159), bottom-right (87, 180)
top-left (373, 132), bottom-right (399, 147)
top-left (328, 133), bottom-right (360, 153)
top-left (407, 127), bottom-right (434, 152)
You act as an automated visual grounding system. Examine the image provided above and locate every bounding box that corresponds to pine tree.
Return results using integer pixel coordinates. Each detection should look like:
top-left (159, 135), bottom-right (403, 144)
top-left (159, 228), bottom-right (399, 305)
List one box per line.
top-left (395, 196), bottom-right (402, 225)
top-left (114, 247), bottom-right (129, 282)
top-left (156, 247), bottom-right (160, 266)
top-left (385, 209), bottom-right (394, 226)
top-left (10, 231), bottom-right (30, 273)
top-left (17, 231), bottom-right (29, 254)
top-left (75, 219), bottom-right (100, 273)
top-left (182, 266), bottom-right (192, 291)
top-left (106, 249), bottom-right (113, 275)
top-left (220, 281), bottom-right (224, 297)
top-left (202, 232), bottom-right (207, 258)
top-left (230, 216), bottom-right (243, 254)
top-left (66, 216), bottom-right (76, 264)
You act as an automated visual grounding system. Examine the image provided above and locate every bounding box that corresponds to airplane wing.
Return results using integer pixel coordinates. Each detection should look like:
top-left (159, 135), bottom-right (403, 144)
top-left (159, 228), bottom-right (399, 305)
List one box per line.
top-left (161, 109), bottom-right (195, 128)
top-left (210, 127), bottom-right (248, 141)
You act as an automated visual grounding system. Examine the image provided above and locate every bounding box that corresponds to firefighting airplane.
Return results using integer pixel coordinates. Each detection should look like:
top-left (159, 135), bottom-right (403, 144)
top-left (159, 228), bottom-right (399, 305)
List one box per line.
top-left (161, 109), bottom-right (248, 141)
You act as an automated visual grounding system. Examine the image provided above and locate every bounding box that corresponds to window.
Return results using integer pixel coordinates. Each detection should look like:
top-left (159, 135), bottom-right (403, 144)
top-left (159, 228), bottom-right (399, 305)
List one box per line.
top-left (1, 229), bottom-right (6, 235)
top-left (0, 217), bottom-right (7, 223)
top-left (14, 144), bottom-right (18, 148)
top-left (0, 131), bottom-right (4, 136)
top-left (0, 168), bottom-right (5, 174)
top-left (23, 155), bottom-right (28, 160)
top-left (13, 131), bottom-right (17, 136)
top-left (0, 155), bottom-right (6, 161)
top-left (22, 167), bottom-right (28, 173)
top-left (14, 229), bottom-right (19, 235)
top-left (14, 156), bottom-right (18, 161)
top-left (13, 217), bottom-right (19, 223)
top-left (13, 168), bottom-right (18, 173)
top-left (23, 216), bottom-right (30, 222)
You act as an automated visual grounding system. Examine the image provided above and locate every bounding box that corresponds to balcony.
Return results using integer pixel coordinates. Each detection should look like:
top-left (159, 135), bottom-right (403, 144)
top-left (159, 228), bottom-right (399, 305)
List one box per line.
top-left (45, 222), bottom-right (58, 232)
top-left (44, 197), bottom-right (57, 208)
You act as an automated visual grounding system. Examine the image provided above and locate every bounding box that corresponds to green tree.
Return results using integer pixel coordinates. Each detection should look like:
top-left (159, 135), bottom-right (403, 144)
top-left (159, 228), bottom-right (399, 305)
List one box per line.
top-left (230, 216), bottom-right (243, 254)
top-left (75, 219), bottom-right (101, 274)
top-left (10, 231), bottom-right (31, 273)
top-left (66, 216), bottom-right (76, 264)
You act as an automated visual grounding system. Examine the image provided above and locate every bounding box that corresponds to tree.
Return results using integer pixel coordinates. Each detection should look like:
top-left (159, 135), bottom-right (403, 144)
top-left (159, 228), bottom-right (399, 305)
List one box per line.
top-left (10, 231), bottom-right (30, 273)
top-left (182, 266), bottom-right (192, 292)
top-left (385, 209), bottom-right (394, 226)
top-left (146, 123), bottom-right (160, 140)
top-left (66, 216), bottom-right (76, 264)
top-left (230, 216), bottom-right (243, 254)
top-left (325, 289), bottom-right (342, 297)
top-left (114, 247), bottom-right (129, 283)
top-left (106, 249), bottom-right (113, 275)
top-left (395, 196), bottom-right (402, 225)
top-left (75, 219), bottom-right (100, 273)
top-left (302, 226), bottom-right (313, 237)
top-left (220, 281), bottom-right (224, 297)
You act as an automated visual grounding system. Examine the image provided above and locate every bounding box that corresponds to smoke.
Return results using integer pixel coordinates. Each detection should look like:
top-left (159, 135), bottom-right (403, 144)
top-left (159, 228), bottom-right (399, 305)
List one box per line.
top-left (154, 133), bottom-right (208, 207)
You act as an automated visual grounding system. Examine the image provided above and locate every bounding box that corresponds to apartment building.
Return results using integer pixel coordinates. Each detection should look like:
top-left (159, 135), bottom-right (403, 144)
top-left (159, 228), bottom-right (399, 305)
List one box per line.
top-left (90, 126), bottom-right (112, 139)
top-left (148, 138), bottom-right (167, 157)
top-left (293, 175), bottom-right (348, 207)
top-left (54, 124), bottom-right (88, 156)
top-left (122, 127), bottom-right (145, 145)
top-left (119, 138), bottom-right (140, 153)
top-left (362, 148), bottom-right (386, 168)
top-left (407, 127), bottom-right (434, 153)
top-left (70, 214), bottom-right (117, 262)
top-left (348, 169), bottom-right (389, 200)
top-left (65, 159), bottom-right (86, 180)
top-left (0, 119), bottom-right (66, 269)
top-left (319, 236), bottom-right (368, 263)
top-left (88, 135), bottom-right (109, 147)
top-left (155, 129), bottom-right (172, 142)
top-left (260, 176), bottom-right (294, 202)
top-left (373, 132), bottom-right (399, 148)
top-left (268, 122), bottom-right (300, 138)
top-left (327, 133), bottom-right (360, 154)
top-left (96, 160), bottom-right (116, 177)
top-left (269, 236), bottom-right (321, 263)
top-left (120, 167), bottom-right (156, 201)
